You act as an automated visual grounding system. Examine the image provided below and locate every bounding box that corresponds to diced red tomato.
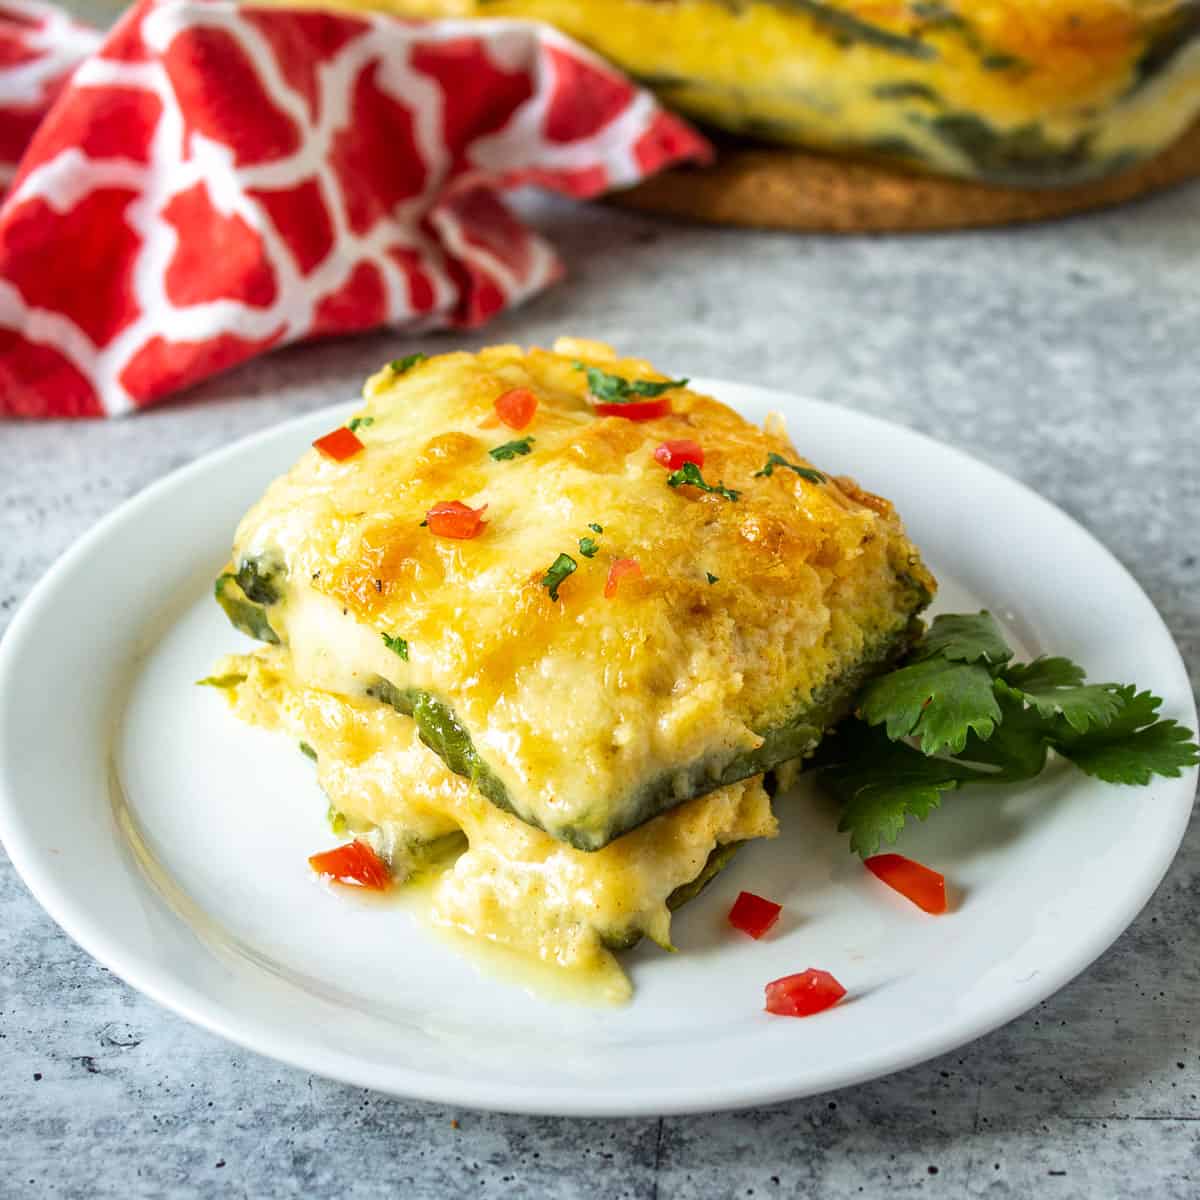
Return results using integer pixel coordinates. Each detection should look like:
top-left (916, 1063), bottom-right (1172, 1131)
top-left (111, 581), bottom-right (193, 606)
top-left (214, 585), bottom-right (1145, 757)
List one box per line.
top-left (653, 439), bottom-right (704, 471)
top-left (594, 397), bottom-right (671, 422)
top-left (864, 854), bottom-right (947, 914)
top-left (495, 387), bottom-right (538, 430)
top-left (308, 840), bottom-right (390, 890)
top-left (604, 557), bottom-right (642, 598)
top-left (312, 426), bottom-right (364, 462)
top-left (425, 500), bottom-right (488, 539)
top-left (764, 969), bottom-right (847, 1018)
top-left (728, 891), bottom-right (782, 939)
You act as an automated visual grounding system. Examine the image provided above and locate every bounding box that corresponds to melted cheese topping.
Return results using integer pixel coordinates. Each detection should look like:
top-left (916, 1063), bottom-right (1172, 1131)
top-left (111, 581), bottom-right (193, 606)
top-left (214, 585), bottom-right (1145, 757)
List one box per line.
top-left (217, 648), bottom-right (777, 997)
top-left (230, 339), bottom-right (931, 847)
top-left (284, 0), bottom-right (1200, 183)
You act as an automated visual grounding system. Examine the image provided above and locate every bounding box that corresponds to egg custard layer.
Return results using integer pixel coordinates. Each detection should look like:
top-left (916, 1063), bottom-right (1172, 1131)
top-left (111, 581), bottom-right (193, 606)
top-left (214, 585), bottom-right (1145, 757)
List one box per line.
top-left (212, 646), bottom-right (778, 995)
top-left (215, 338), bottom-right (934, 852)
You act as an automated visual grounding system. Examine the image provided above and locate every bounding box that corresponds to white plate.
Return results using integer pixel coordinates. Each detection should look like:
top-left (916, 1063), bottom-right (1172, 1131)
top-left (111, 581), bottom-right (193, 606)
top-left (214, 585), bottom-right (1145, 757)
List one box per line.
top-left (0, 380), bottom-right (1195, 1117)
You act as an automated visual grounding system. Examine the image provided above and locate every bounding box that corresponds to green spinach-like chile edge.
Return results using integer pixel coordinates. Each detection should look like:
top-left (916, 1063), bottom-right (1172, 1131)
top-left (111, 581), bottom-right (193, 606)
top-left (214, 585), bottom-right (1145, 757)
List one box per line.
top-left (213, 558), bottom-right (932, 852)
top-left (214, 573), bottom-right (280, 645)
top-left (363, 615), bottom-right (925, 853)
top-left (601, 840), bottom-right (746, 952)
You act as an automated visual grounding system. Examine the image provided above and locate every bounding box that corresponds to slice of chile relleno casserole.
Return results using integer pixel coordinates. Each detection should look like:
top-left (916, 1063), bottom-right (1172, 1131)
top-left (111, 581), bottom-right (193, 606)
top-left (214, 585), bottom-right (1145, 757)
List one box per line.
top-left (211, 339), bottom-right (935, 990)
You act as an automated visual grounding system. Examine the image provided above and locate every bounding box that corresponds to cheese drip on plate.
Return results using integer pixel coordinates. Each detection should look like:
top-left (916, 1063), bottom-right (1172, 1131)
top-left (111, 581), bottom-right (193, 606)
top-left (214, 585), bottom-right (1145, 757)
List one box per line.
top-left (215, 649), bottom-right (778, 1000)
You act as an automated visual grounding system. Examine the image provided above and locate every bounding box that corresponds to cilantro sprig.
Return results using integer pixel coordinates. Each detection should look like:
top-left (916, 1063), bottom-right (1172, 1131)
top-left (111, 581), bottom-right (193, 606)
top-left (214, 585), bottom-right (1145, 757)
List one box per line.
top-left (541, 553), bottom-right (577, 601)
top-left (667, 461), bottom-right (741, 502)
top-left (816, 612), bottom-right (1199, 856)
top-left (575, 363), bottom-right (687, 403)
top-left (489, 436), bottom-right (534, 461)
top-left (390, 353), bottom-right (426, 375)
top-left (381, 633), bottom-right (409, 661)
top-left (755, 452), bottom-right (826, 485)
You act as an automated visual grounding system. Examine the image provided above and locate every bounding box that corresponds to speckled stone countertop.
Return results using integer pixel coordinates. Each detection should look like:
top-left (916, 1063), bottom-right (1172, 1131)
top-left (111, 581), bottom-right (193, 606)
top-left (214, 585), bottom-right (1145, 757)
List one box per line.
top-left (2, 177), bottom-right (1199, 1196)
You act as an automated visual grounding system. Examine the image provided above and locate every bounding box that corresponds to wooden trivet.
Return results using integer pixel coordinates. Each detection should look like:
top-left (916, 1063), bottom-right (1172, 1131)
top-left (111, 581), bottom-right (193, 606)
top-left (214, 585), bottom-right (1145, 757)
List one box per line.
top-left (612, 118), bottom-right (1200, 232)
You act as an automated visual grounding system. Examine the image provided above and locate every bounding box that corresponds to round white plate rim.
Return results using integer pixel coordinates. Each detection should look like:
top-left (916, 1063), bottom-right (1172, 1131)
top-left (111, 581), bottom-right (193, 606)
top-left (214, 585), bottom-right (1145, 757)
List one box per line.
top-left (0, 379), bottom-right (1194, 1117)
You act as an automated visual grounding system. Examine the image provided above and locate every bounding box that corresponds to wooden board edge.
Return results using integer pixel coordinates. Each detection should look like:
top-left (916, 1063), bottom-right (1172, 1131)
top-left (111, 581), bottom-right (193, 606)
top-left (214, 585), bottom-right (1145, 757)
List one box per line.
top-left (610, 118), bottom-right (1200, 233)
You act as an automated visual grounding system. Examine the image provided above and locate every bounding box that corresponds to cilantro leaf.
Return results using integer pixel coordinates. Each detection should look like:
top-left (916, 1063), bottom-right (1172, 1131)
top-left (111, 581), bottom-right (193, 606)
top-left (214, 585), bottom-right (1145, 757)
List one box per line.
top-left (1002, 655), bottom-right (1085, 688)
top-left (817, 722), bottom-right (974, 856)
top-left (348, 416), bottom-right (374, 433)
top-left (578, 536), bottom-right (599, 558)
top-left (575, 363), bottom-right (687, 403)
top-left (911, 611), bottom-right (1013, 666)
top-left (541, 553), bottom-right (577, 601)
top-left (1053, 687), bottom-right (1200, 784)
top-left (666, 461), bottom-right (741, 502)
top-left (299, 741), bottom-right (318, 761)
top-left (390, 353), bottom-right (426, 375)
top-left (588, 523), bottom-right (603, 533)
top-left (956, 686), bottom-right (1052, 781)
top-left (489, 436), bottom-right (534, 461)
top-left (706, 572), bottom-right (719, 584)
top-left (381, 633), bottom-right (409, 660)
top-left (820, 611), bottom-right (1199, 858)
top-left (858, 655), bottom-right (1002, 755)
top-left (997, 657), bottom-right (1123, 733)
top-left (754, 452), bottom-right (825, 484)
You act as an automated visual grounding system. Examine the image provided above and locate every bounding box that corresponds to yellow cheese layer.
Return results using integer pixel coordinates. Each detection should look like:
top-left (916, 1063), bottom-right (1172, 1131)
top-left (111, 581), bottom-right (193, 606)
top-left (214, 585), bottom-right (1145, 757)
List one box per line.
top-left (228, 338), bottom-right (932, 847)
top-left (278, 0), bottom-right (1200, 184)
top-left (216, 648), bottom-right (777, 996)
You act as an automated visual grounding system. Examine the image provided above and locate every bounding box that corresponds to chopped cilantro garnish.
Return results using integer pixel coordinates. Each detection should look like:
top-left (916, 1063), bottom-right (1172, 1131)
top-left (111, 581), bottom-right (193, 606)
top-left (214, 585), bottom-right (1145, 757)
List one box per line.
top-left (666, 461), bottom-right (741, 502)
top-left (588, 523), bottom-right (603, 534)
top-left (706, 572), bottom-right (719, 584)
top-left (299, 741), bottom-right (318, 761)
top-left (578, 536), bottom-right (599, 558)
top-left (390, 353), bottom-right (426, 375)
top-left (814, 611), bottom-right (1200, 856)
top-left (489, 436), bottom-right (535, 461)
top-left (381, 633), bottom-right (409, 660)
top-left (541, 553), bottom-right (577, 601)
top-left (754, 452), bottom-right (826, 484)
top-left (574, 362), bottom-right (687, 404)
top-left (348, 416), bottom-right (374, 433)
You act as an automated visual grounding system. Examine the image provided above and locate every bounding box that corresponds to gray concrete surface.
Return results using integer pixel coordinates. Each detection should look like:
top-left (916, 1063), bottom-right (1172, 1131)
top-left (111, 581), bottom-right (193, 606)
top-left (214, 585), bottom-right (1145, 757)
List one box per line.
top-left (2, 183), bottom-right (1199, 1197)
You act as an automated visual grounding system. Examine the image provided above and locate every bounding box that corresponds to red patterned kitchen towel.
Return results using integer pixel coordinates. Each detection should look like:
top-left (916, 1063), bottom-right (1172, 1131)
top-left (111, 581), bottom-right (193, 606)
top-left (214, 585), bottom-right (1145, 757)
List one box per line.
top-left (0, 0), bottom-right (709, 417)
top-left (0, 1), bottom-right (100, 193)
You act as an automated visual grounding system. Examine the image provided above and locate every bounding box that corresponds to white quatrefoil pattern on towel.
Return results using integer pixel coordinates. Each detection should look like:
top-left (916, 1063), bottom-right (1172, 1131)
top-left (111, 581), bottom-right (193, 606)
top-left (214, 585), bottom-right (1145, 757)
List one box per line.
top-left (0, 0), bottom-right (708, 416)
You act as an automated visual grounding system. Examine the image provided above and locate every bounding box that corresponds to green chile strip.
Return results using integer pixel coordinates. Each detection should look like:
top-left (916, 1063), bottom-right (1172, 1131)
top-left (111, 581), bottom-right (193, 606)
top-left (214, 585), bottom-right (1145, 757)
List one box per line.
top-left (212, 557), bottom-right (929, 851)
top-left (214, 574), bottom-right (279, 645)
top-left (602, 841), bottom-right (745, 952)
top-left (234, 558), bottom-right (282, 605)
top-left (358, 620), bottom-right (920, 852)
top-left (778, 0), bottom-right (935, 58)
